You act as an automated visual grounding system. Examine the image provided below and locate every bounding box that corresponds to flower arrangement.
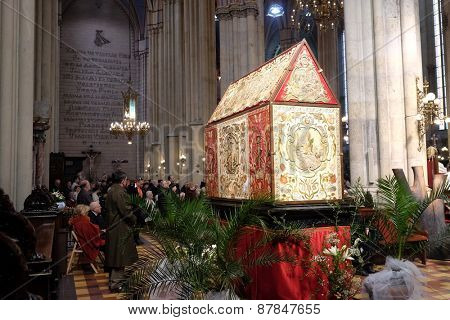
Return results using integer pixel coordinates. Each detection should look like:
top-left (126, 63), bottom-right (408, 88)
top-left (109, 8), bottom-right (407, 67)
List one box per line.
top-left (51, 191), bottom-right (65, 202)
top-left (311, 232), bottom-right (362, 300)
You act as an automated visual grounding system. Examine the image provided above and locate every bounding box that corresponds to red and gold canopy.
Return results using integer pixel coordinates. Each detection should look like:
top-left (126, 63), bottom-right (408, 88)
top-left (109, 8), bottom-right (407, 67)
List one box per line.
top-left (206, 40), bottom-right (342, 203)
top-left (208, 40), bottom-right (338, 125)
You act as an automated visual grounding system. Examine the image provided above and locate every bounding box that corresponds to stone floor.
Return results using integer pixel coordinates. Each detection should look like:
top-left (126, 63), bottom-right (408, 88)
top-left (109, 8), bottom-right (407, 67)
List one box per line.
top-left (68, 235), bottom-right (153, 300)
top-left (67, 234), bottom-right (450, 300)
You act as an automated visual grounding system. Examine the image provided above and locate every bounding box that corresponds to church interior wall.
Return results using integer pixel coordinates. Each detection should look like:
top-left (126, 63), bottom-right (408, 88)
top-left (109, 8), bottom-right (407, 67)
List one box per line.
top-left (59, 0), bottom-right (141, 179)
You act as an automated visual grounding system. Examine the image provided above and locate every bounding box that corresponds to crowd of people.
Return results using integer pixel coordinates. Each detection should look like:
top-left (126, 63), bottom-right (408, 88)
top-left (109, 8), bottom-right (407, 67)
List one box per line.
top-left (0, 170), bottom-right (207, 296)
top-left (52, 171), bottom-right (206, 292)
top-left (53, 172), bottom-right (207, 214)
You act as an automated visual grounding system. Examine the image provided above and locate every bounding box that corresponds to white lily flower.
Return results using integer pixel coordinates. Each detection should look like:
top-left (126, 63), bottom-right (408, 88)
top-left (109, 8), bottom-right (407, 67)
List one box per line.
top-left (342, 247), bottom-right (354, 261)
top-left (323, 246), bottom-right (339, 256)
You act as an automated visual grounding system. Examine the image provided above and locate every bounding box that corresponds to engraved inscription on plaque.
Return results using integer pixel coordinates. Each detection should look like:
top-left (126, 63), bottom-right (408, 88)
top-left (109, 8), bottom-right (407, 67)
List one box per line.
top-left (60, 46), bottom-right (129, 146)
top-left (59, 0), bottom-right (139, 176)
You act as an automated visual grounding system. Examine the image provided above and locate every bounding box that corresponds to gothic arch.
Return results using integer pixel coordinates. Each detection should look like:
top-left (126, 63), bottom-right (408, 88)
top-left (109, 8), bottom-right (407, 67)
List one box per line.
top-left (61, 0), bottom-right (143, 36)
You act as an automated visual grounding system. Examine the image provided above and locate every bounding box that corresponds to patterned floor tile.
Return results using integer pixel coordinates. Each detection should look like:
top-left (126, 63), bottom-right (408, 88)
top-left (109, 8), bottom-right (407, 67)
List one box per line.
top-left (70, 234), bottom-right (155, 300)
top-left (69, 234), bottom-right (449, 300)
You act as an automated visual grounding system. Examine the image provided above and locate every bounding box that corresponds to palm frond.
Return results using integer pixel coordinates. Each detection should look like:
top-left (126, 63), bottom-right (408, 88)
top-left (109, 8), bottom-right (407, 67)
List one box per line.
top-left (121, 193), bottom-right (299, 299)
top-left (376, 175), bottom-right (449, 258)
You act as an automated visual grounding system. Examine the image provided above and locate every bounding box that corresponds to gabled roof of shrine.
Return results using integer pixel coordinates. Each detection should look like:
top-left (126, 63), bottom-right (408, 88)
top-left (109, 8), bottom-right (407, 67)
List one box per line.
top-left (208, 40), bottom-right (338, 124)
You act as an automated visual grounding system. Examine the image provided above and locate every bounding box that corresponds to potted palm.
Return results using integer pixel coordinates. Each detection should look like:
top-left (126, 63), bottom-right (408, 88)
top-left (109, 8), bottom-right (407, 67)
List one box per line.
top-left (120, 193), bottom-right (293, 299)
top-left (363, 175), bottom-right (448, 299)
top-left (349, 179), bottom-right (375, 218)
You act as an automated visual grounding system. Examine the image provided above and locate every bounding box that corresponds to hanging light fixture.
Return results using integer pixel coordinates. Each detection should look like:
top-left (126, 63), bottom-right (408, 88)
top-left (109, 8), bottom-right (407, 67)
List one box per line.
top-left (293, 1), bottom-right (344, 31)
top-left (110, 0), bottom-right (150, 144)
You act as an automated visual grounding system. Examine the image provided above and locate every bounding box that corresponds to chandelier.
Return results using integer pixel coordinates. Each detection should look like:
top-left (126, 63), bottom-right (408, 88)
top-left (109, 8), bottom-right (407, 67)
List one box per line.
top-left (110, 82), bottom-right (150, 145)
top-left (293, 0), bottom-right (344, 31)
top-left (109, 0), bottom-right (150, 145)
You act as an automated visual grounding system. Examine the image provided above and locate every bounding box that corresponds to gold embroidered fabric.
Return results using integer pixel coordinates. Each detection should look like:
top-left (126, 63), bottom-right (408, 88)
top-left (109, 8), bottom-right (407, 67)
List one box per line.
top-left (206, 40), bottom-right (343, 203)
top-left (208, 43), bottom-right (300, 123)
top-left (217, 114), bottom-right (250, 199)
top-left (272, 105), bottom-right (342, 201)
top-left (282, 48), bottom-right (330, 103)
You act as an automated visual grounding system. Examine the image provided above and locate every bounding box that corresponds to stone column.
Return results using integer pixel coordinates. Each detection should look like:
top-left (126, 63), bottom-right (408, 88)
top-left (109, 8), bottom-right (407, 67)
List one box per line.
top-left (190, 124), bottom-right (205, 184)
top-left (318, 28), bottom-right (339, 96)
top-left (257, 0), bottom-right (265, 64)
top-left (345, 0), bottom-right (424, 186)
top-left (168, 135), bottom-right (180, 179)
top-left (218, 15), bottom-right (231, 96)
top-left (217, 0), bottom-right (264, 96)
top-left (401, 0), bottom-right (427, 182)
top-left (147, 0), bottom-right (163, 176)
top-left (150, 144), bottom-right (163, 179)
top-left (0, 0), bottom-right (36, 210)
top-left (345, 0), bottom-right (379, 186)
top-left (146, 0), bottom-right (216, 183)
top-left (0, 0), bottom-right (16, 197)
top-left (34, 0), bottom-right (59, 187)
top-left (184, 0), bottom-right (216, 183)
top-left (442, 0), bottom-right (450, 154)
top-left (373, 0), bottom-right (408, 176)
top-left (16, 0), bottom-right (36, 208)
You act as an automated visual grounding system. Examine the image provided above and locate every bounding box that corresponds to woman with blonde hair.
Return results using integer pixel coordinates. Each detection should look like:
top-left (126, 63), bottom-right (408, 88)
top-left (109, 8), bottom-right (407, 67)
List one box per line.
top-left (70, 204), bottom-right (105, 264)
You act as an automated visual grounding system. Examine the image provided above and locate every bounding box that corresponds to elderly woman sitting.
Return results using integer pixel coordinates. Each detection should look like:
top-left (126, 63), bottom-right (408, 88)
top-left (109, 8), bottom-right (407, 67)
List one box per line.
top-left (70, 204), bottom-right (105, 263)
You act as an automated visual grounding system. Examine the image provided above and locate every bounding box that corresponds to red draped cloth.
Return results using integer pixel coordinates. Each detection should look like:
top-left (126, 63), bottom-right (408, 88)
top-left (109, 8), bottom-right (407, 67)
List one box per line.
top-left (236, 226), bottom-right (350, 300)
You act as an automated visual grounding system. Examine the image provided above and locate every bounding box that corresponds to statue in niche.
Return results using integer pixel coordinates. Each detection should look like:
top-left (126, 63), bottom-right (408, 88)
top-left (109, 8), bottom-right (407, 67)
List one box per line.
top-left (94, 30), bottom-right (110, 47)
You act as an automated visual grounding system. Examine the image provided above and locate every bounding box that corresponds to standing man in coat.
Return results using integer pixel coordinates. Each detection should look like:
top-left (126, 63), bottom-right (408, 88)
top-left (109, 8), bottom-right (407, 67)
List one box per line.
top-left (105, 171), bottom-right (138, 292)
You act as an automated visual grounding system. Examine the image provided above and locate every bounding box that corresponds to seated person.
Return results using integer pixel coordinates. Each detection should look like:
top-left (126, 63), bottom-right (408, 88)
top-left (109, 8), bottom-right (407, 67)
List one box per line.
top-left (0, 232), bottom-right (41, 299)
top-left (0, 189), bottom-right (36, 260)
top-left (88, 201), bottom-right (107, 231)
top-left (145, 191), bottom-right (156, 211)
top-left (70, 205), bottom-right (105, 263)
top-left (184, 183), bottom-right (198, 201)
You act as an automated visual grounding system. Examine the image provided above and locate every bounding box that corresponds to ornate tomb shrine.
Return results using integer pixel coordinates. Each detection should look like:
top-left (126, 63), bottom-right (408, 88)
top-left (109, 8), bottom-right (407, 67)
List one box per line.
top-left (205, 40), bottom-right (342, 203)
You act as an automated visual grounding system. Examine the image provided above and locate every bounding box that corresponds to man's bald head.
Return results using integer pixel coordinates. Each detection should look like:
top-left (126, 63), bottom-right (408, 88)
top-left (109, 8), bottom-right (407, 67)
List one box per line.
top-left (89, 201), bottom-right (101, 214)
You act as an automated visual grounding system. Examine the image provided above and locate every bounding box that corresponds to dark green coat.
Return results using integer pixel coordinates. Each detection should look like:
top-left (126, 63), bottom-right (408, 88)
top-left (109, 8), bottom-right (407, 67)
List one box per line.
top-left (104, 184), bottom-right (138, 268)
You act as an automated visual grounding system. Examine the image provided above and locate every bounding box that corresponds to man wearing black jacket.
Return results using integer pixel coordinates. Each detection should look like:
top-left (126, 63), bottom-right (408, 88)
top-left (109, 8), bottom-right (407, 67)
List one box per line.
top-left (156, 180), bottom-right (170, 216)
top-left (88, 201), bottom-right (107, 231)
top-left (77, 180), bottom-right (93, 205)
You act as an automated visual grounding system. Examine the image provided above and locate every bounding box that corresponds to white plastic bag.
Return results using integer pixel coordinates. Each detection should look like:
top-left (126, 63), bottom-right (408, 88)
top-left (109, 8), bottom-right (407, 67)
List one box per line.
top-left (363, 257), bottom-right (424, 300)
